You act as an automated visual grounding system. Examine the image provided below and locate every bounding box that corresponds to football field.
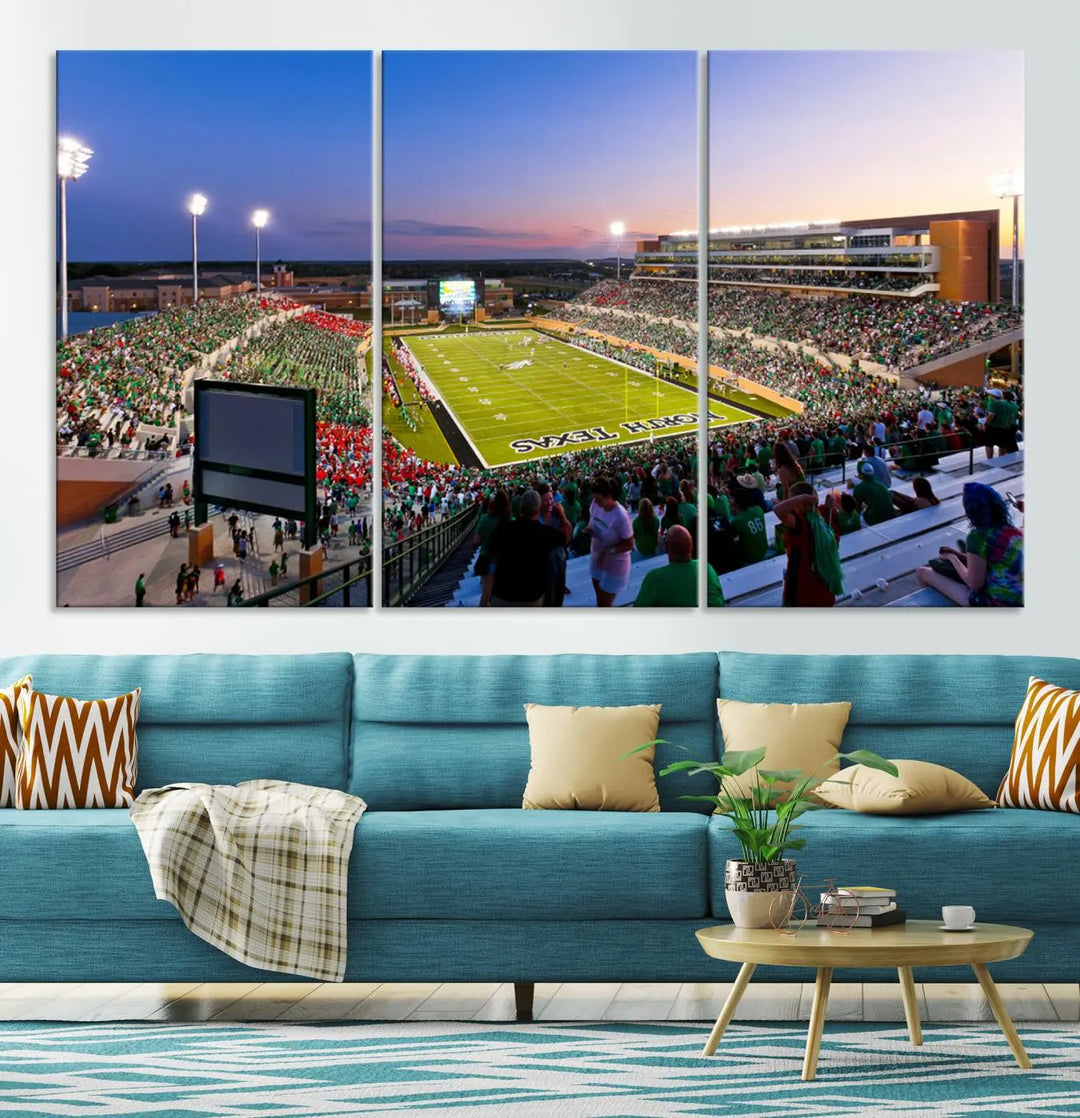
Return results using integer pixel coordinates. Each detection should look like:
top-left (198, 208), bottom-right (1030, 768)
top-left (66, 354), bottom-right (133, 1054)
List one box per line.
top-left (402, 329), bottom-right (763, 467)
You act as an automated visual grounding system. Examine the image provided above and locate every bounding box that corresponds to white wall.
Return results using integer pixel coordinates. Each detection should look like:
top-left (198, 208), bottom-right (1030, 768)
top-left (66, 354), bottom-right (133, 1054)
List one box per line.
top-left (3, 0), bottom-right (1075, 658)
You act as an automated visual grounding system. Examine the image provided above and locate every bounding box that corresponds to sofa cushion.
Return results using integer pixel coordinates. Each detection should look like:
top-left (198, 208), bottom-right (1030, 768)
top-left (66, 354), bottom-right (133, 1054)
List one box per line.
top-left (350, 809), bottom-right (708, 919)
top-left (1, 807), bottom-right (708, 923)
top-left (0, 809), bottom-right (164, 920)
top-left (718, 653), bottom-right (1080, 798)
top-left (0, 655), bottom-right (353, 793)
top-left (350, 653), bottom-right (719, 811)
top-left (707, 808), bottom-right (1080, 924)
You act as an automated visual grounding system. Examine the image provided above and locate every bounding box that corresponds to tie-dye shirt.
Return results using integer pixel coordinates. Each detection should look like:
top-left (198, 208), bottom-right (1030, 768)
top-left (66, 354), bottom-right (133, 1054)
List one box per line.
top-left (966, 526), bottom-right (1023, 606)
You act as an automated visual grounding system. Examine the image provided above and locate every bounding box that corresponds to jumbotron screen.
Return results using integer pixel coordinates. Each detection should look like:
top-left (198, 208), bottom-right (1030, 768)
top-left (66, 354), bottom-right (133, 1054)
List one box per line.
top-left (439, 279), bottom-right (476, 316)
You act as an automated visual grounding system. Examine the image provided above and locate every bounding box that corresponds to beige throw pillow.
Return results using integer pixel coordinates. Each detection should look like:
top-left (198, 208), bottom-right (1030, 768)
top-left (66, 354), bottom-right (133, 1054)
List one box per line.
top-left (522, 703), bottom-right (662, 811)
top-left (816, 759), bottom-right (994, 814)
top-left (715, 698), bottom-right (851, 804)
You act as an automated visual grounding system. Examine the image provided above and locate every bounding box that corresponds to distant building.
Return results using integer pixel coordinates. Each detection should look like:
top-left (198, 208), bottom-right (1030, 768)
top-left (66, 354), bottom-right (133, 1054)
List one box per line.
top-left (482, 279), bottom-right (514, 315)
top-left (68, 272), bottom-right (253, 312)
top-left (66, 263), bottom-right (368, 312)
top-left (635, 210), bottom-right (1003, 302)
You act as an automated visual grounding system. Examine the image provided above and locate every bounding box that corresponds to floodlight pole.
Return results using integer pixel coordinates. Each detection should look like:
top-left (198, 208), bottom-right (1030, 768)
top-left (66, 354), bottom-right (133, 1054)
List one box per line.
top-left (59, 176), bottom-right (69, 339)
top-left (256, 225), bottom-right (261, 297)
top-left (192, 211), bottom-right (199, 304)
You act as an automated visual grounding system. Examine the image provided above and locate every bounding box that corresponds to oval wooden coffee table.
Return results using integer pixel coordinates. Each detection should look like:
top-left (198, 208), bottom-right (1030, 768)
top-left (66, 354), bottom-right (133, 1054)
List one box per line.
top-left (696, 920), bottom-right (1033, 1080)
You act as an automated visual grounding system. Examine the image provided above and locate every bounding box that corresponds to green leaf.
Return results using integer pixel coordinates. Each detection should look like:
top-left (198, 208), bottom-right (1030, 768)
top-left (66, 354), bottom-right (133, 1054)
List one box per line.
top-left (657, 759), bottom-right (707, 774)
top-left (620, 738), bottom-right (670, 760)
top-left (786, 801), bottom-right (825, 818)
top-left (759, 768), bottom-right (803, 783)
top-left (782, 837), bottom-right (808, 852)
top-left (841, 750), bottom-right (899, 778)
top-left (719, 747), bottom-right (767, 776)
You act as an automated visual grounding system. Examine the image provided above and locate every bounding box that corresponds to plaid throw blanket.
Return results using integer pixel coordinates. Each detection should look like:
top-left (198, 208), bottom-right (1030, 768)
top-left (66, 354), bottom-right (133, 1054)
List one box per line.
top-left (130, 780), bottom-right (367, 982)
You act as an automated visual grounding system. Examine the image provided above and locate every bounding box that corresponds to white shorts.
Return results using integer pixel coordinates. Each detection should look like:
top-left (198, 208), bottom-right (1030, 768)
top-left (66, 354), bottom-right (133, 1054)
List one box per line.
top-left (590, 559), bottom-right (630, 595)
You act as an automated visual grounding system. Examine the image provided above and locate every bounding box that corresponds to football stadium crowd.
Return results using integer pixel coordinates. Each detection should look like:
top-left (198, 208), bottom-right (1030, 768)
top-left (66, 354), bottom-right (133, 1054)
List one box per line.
top-left (56, 280), bottom-right (1021, 607)
top-left (558, 279), bottom-right (1022, 371)
top-left (377, 276), bottom-right (1022, 606)
top-left (223, 316), bottom-right (368, 426)
top-left (56, 295), bottom-right (301, 452)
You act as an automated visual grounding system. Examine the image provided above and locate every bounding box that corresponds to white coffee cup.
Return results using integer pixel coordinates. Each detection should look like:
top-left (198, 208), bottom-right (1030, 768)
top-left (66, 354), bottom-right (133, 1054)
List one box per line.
top-left (942, 905), bottom-right (976, 929)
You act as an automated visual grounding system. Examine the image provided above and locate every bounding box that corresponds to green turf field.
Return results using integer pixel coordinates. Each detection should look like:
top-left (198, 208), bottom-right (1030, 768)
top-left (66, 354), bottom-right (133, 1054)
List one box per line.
top-left (398, 329), bottom-right (764, 467)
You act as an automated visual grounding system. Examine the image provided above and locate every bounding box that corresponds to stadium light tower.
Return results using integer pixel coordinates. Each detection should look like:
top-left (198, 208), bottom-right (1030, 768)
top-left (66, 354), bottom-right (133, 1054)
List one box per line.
top-left (989, 170), bottom-right (1023, 306)
top-left (251, 209), bottom-right (270, 296)
top-left (57, 136), bottom-right (93, 339)
top-left (610, 220), bottom-right (626, 283)
top-left (188, 193), bottom-right (207, 305)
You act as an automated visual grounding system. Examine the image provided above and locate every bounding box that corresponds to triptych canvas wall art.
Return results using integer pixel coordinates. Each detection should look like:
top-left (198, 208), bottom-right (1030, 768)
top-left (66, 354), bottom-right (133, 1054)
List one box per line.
top-left (55, 50), bottom-right (1024, 611)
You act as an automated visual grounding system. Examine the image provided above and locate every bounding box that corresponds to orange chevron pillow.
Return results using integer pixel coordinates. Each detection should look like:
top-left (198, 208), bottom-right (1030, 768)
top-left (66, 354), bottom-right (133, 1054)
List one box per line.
top-left (997, 677), bottom-right (1080, 813)
top-left (15, 688), bottom-right (140, 809)
top-left (1, 675), bottom-right (32, 808)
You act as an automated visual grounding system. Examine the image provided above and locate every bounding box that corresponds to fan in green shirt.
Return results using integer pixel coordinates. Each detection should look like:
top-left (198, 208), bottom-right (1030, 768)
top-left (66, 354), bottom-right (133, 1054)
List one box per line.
top-left (852, 462), bottom-right (896, 526)
top-left (632, 502), bottom-right (661, 558)
top-left (730, 499), bottom-right (768, 566)
top-left (634, 526), bottom-right (725, 607)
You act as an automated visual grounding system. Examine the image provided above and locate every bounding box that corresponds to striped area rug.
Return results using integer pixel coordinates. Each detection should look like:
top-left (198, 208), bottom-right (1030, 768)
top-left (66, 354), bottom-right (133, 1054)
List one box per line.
top-left (2, 1019), bottom-right (1079, 1116)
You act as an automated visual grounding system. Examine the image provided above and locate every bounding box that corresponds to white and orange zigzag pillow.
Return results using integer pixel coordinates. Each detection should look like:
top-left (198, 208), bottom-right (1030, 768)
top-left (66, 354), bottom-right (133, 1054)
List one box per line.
top-left (997, 676), bottom-right (1080, 814)
top-left (1, 675), bottom-right (32, 808)
top-left (15, 687), bottom-right (140, 809)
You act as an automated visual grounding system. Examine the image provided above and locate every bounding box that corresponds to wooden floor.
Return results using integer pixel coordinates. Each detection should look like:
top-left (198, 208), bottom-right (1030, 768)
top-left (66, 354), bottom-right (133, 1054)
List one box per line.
top-left (1, 982), bottom-right (1077, 1023)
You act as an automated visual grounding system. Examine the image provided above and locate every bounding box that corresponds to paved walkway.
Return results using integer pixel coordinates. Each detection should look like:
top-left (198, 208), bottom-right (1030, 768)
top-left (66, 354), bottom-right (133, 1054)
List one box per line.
top-left (58, 502), bottom-right (373, 608)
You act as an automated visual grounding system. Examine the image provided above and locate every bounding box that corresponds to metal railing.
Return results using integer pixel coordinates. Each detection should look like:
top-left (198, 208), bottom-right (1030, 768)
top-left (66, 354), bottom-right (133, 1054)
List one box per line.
top-left (241, 548), bottom-right (375, 607)
top-left (382, 503), bottom-right (479, 607)
top-left (791, 429), bottom-right (976, 489)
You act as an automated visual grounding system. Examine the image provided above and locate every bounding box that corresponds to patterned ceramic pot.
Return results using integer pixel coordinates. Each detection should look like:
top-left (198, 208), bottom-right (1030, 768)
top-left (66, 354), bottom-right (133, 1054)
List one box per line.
top-left (724, 859), bottom-right (798, 929)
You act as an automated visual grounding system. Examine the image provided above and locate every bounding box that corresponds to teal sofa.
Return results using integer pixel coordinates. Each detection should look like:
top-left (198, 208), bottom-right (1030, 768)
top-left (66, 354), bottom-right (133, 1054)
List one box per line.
top-left (1, 651), bottom-right (1076, 1016)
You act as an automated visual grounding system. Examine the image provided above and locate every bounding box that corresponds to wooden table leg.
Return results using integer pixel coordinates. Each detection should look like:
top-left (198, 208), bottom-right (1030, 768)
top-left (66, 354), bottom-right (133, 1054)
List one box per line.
top-left (897, 966), bottom-right (922, 1046)
top-left (702, 962), bottom-right (756, 1056)
top-left (802, 966), bottom-right (833, 1081)
top-left (972, 963), bottom-right (1032, 1069)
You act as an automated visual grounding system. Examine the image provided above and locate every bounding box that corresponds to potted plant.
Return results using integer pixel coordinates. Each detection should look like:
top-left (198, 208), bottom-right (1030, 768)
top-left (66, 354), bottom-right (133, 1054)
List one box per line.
top-left (628, 744), bottom-right (898, 928)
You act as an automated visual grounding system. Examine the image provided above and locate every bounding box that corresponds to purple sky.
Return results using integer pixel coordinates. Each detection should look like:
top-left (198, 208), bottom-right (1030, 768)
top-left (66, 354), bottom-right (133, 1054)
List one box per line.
top-left (383, 51), bottom-right (697, 259)
top-left (710, 51), bottom-right (1024, 254)
top-left (56, 51), bottom-right (1023, 263)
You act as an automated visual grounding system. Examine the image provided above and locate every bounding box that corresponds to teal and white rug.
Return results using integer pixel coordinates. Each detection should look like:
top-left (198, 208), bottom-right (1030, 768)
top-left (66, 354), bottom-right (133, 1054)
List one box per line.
top-left (2, 1019), bottom-right (1080, 1116)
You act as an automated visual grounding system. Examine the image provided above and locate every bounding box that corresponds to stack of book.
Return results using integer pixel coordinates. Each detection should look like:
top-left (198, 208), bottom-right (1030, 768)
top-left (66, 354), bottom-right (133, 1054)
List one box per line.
top-left (817, 886), bottom-right (906, 928)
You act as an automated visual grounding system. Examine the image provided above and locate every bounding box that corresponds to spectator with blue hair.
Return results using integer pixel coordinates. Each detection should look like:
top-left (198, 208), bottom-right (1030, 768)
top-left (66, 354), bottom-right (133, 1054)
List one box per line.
top-left (915, 482), bottom-right (1023, 606)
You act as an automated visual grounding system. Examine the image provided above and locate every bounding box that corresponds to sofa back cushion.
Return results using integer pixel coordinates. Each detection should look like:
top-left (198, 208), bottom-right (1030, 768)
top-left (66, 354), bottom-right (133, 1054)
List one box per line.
top-left (0, 655), bottom-right (353, 793)
top-left (351, 653), bottom-right (718, 811)
top-left (718, 653), bottom-right (1080, 798)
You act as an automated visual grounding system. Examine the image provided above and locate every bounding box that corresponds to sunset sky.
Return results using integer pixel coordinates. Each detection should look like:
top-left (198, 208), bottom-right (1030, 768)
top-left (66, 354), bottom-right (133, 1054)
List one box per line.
top-left (710, 51), bottom-right (1025, 253)
top-left (57, 50), bottom-right (1023, 263)
top-left (58, 52), bottom-right (372, 261)
top-left (382, 51), bottom-right (697, 260)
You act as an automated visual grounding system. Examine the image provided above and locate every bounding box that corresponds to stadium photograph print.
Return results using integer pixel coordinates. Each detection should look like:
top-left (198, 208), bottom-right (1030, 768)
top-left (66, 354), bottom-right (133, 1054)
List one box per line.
top-left (380, 50), bottom-right (715, 608)
top-left (702, 50), bottom-right (1024, 609)
top-left (55, 51), bottom-right (374, 609)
